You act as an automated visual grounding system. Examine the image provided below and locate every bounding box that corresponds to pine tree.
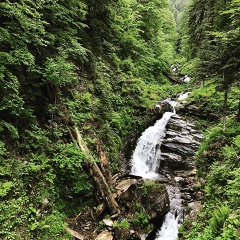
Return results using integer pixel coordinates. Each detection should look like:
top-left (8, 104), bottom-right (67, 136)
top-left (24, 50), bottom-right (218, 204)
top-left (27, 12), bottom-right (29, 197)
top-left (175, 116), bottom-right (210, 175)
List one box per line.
top-left (187, 0), bottom-right (240, 128)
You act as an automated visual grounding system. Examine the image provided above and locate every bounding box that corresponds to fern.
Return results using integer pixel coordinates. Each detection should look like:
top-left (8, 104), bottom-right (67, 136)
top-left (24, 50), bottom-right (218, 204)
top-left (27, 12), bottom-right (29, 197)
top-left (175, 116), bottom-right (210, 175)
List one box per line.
top-left (209, 205), bottom-right (231, 236)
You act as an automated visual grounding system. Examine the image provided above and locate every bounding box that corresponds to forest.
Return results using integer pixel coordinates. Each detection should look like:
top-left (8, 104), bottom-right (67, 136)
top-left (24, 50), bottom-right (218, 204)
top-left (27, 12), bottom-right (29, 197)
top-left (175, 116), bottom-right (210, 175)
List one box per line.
top-left (0, 0), bottom-right (239, 239)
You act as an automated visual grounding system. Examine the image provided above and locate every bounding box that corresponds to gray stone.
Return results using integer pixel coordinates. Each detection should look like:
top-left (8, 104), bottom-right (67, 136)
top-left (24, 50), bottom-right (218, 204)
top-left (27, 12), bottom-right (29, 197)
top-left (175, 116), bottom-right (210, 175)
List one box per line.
top-left (103, 219), bottom-right (114, 227)
top-left (157, 115), bottom-right (202, 171)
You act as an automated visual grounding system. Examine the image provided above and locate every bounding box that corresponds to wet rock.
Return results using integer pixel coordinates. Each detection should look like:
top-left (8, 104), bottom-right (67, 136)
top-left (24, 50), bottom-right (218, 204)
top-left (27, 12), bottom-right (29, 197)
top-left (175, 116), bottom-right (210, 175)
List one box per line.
top-left (161, 153), bottom-right (183, 163)
top-left (187, 201), bottom-right (202, 218)
top-left (188, 169), bottom-right (197, 176)
top-left (182, 194), bottom-right (192, 201)
top-left (115, 179), bottom-right (137, 197)
top-left (174, 176), bottom-right (185, 183)
top-left (141, 179), bottom-right (170, 219)
top-left (155, 99), bottom-right (174, 114)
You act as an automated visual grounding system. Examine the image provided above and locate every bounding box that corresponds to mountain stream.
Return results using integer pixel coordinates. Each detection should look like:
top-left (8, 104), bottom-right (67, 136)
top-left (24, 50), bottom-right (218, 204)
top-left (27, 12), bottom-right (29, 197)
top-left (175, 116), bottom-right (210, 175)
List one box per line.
top-left (130, 93), bottom-right (190, 240)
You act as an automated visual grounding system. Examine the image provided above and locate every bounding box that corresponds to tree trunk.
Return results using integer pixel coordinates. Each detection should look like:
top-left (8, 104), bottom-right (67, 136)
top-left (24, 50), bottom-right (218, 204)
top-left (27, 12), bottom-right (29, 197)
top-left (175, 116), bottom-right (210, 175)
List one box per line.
top-left (69, 127), bottom-right (121, 218)
top-left (222, 88), bottom-right (228, 133)
top-left (237, 98), bottom-right (240, 122)
top-left (222, 70), bottom-right (228, 132)
top-left (96, 140), bottom-right (114, 186)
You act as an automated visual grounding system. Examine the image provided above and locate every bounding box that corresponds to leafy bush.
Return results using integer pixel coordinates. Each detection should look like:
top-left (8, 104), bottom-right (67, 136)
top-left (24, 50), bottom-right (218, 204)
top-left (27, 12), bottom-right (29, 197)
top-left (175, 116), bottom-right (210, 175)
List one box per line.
top-left (33, 211), bottom-right (69, 239)
top-left (113, 219), bottom-right (130, 229)
top-left (133, 203), bottom-right (151, 229)
top-left (183, 115), bottom-right (240, 239)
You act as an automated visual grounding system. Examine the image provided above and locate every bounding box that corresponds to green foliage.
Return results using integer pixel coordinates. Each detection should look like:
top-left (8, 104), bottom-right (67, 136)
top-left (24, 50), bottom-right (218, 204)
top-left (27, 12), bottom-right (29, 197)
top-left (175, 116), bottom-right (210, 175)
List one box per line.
top-left (195, 124), bottom-right (223, 171)
top-left (51, 142), bottom-right (94, 214)
top-left (185, 0), bottom-right (240, 122)
top-left (33, 211), bottom-right (69, 239)
top-left (234, 135), bottom-right (240, 148)
top-left (113, 0), bottom-right (177, 81)
top-left (139, 181), bottom-right (163, 198)
top-left (0, 181), bottom-right (14, 198)
top-left (188, 81), bottom-right (223, 114)
top-left (209, 205), bottom-right (231, 236)
top-left (183, 114), bottom-right (240, 239)
top-left (139, 183), bottom-right (148, 197)
top-left (113, 219), bottom-right (130, 229)
top-left (42, 53), bottom-right (78, 87)
top-left (0, 0), bottom-right (195, 238)
top-left (0, 121), bottom-right (19, 139)
top-left (52, 143), bottom-right (84, 171)
top-left (133, 203), bottom-right (151, 230)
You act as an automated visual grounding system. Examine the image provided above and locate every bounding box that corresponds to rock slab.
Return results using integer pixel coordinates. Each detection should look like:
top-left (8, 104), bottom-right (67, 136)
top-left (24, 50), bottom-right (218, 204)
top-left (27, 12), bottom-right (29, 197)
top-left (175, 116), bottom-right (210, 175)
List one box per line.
top-left (160, 114), bottom-right (203, 170)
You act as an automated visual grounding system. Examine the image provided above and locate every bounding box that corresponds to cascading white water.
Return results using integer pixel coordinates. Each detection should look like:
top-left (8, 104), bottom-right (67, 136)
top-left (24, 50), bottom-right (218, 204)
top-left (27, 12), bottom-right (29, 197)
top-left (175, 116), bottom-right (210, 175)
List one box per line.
top-left (130, 92), bottom-right (190, 240)
top-left (130, 104), bottom-right (176, 179)
top-left (130, 93), bottom-right (190, 179)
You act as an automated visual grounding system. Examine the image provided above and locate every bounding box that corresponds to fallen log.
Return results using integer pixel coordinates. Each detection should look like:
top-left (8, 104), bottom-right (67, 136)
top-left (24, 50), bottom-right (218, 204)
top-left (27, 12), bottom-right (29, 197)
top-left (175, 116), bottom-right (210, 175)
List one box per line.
top-left (164, 73), bottom-right (182, 84)
top-left (68, 127), bottom-right (121, 219)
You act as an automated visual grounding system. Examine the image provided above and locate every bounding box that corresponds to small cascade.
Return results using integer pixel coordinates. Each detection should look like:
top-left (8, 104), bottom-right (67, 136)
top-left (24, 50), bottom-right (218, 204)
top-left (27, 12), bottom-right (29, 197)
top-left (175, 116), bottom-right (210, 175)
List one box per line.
top-left (130, 101), bottom-right (176, 179)
top-left (177, 91), bottom-right (190, 101)
top-left (155, 185), bottom-right (183, 240)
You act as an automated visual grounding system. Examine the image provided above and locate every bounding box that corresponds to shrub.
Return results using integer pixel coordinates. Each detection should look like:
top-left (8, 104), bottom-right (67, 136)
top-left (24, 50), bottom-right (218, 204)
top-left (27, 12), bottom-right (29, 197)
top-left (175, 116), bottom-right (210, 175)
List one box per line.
top-left (113, 219), bottom-right (130, 229)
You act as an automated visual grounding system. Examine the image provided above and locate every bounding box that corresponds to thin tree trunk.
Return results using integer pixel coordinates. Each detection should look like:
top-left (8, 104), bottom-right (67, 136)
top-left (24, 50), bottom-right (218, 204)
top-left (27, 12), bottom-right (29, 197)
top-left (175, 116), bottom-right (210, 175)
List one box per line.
top-left (222, 70), bottom-right (228, 132)
top-left (96, 140), bottom-right (114, 186)
top-left (237, 98), bottom-right (240, 122)
top-left (69, 127), bottom-right (121, 218)
top-left (222, 88), bottom-right (228, 133)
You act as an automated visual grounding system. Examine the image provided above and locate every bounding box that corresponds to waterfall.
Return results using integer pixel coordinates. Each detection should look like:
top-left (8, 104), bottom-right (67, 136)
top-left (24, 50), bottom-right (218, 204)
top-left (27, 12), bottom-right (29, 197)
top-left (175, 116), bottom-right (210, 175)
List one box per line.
top-left (130, 92), bottom-right (190, 240)
top-left (130, 111), bottom-right (175, 179)
top-left (130, 99), bottom-right (177, 178)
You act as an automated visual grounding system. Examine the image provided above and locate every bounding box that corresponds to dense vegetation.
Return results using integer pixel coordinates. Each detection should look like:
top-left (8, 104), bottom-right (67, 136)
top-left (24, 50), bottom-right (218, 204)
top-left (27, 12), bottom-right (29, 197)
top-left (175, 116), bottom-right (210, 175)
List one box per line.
top-left (0, 0), bottom-right (183, 239)
top-left (178, 0), bottom-right (240, 239)
top-left (0, 0), bottom-right (239, 239)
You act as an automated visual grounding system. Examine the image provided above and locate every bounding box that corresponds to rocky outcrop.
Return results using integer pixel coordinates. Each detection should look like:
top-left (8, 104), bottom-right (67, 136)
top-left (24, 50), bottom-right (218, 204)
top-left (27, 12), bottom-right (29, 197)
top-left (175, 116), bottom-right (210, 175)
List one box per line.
top-left (159, 114), bottom-right (203, 171)
top-left (177, 102), bottom-right (219, 121)
top-left (67, 98), bottom-right (205, 240)
top-left (154, 99), bottom-right (175, 115)
top-left (115, 178), bottom-right (170, 220)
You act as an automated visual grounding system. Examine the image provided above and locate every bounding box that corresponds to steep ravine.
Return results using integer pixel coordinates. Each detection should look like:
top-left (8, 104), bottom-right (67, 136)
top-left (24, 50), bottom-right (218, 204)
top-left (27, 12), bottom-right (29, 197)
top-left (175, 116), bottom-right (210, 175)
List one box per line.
top-left (66, 96), bottom-right (204, 240)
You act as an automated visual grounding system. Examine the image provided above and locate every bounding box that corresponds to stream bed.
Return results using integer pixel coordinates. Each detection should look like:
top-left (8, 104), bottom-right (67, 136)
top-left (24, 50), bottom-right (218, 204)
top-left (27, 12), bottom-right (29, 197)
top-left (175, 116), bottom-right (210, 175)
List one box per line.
top-left (130, 93), bottom-right (202, 239)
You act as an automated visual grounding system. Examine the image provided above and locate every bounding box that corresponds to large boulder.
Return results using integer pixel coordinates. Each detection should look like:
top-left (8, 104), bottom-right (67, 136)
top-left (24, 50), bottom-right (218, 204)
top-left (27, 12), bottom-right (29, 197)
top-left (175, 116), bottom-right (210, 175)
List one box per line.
top-left (112, 178), bottom-right (170, 240)
top-left (115, 178), bottom-right (170, 220)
